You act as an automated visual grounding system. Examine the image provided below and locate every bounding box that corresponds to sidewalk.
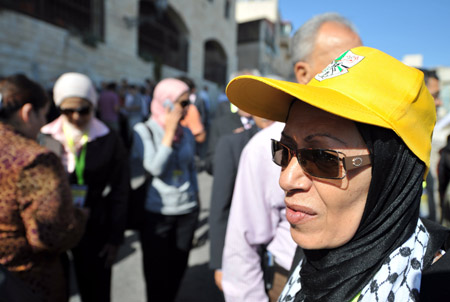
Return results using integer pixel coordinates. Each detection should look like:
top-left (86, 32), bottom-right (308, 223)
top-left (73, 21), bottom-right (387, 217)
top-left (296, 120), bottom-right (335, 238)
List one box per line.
top-left (69, 171), bottom-right (225, 302)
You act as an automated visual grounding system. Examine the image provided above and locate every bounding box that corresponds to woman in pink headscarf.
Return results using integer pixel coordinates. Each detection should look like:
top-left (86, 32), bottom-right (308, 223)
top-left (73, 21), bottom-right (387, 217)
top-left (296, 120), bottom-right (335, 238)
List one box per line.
top-left (130, 78), bottom-right (199, 302)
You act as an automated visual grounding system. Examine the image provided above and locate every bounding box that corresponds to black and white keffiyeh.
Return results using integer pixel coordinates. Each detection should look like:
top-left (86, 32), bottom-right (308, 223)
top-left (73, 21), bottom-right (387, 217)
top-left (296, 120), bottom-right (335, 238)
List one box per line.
top-left (278, 219), bottom-right (430, 302)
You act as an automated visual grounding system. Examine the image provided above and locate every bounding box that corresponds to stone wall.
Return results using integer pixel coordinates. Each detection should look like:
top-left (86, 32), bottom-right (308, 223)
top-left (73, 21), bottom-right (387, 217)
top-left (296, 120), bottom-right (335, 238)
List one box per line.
top-left (0, 0), bottom-right (237, 102)
top-left (170, 0), bottom-right (237, 90)
top-left (235, 0), bottom-right (278, 23)
top-left (0, 3), bottom-right (147, 85)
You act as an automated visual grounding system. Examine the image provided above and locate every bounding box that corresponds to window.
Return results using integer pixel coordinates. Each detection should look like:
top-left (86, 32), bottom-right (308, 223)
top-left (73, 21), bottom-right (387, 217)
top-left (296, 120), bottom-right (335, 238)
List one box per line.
top-left (238, 20), bottom-right (261, 43)
top-left (224, 0), bottom-right (231, 19)
top-left (1, 0), bottom-right (104, 42)
top-left (264, 20), bottom-right (275, 51)
top-left (204, 40), bottom-right (227, 85)
top-left (280, 22), bottom-right (292, 38)
top-left (138, 1), bottom-right (188, 72)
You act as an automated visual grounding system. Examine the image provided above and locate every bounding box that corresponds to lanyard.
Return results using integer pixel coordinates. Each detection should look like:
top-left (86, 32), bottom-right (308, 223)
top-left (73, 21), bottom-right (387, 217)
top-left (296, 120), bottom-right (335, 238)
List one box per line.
top-left (63, 125), bottom-right (88, 185)
top-left (230, 102), bottom-right (238, 113)
top-left (350, 292), bottom-right (361, 302)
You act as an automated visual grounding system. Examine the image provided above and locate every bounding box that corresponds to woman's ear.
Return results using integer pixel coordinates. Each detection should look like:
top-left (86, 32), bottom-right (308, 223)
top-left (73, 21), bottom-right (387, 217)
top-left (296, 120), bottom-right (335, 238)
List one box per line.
top-left (294, 61), bottom-right (312, 84)
top-left (18, 103), bottom-right (33, 123)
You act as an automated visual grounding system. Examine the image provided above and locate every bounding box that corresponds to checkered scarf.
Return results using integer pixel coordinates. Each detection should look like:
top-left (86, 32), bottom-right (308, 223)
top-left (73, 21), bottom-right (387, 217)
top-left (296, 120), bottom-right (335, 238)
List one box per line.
top-left (282, 124), bottom-right (426, 301)
top-left (279, 219), bottom-right (429, 302)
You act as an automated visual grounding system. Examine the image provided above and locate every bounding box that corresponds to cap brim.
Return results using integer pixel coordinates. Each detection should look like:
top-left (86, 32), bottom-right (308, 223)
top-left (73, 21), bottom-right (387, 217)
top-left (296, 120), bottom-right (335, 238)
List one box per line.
top-left (226, 75), bottom-right (391, 130)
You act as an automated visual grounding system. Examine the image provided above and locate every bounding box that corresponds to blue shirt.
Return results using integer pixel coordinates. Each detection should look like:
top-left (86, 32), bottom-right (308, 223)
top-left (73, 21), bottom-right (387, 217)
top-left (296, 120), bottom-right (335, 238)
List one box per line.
top-left (131, 118), bottom-right (199, 215)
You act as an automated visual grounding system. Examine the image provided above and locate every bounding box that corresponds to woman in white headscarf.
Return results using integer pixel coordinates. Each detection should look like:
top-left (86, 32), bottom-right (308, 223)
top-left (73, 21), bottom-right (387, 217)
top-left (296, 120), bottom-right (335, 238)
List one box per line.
top-left (41, 72), bottom-right (129, 302)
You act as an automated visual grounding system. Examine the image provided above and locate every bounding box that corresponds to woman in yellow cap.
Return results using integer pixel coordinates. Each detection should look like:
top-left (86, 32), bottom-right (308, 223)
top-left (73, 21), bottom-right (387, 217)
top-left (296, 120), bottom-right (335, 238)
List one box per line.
top-left (226, 46), bottom-right (449, 301)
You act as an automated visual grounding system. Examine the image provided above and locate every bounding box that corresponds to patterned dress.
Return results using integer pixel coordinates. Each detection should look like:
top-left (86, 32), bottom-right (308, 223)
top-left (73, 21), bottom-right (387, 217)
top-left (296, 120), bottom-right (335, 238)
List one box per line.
top-left (0, 122), bottom-right (87, 302)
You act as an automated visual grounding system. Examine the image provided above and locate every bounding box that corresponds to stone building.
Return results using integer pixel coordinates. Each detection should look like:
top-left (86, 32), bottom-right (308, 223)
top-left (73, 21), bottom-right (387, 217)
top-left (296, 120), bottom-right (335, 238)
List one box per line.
top-left (437, 67), bottom-right (450, 114)
top-left (235, 0), bottom-right (293, 80)
top-left (0, 0), bottom-right (237, 101)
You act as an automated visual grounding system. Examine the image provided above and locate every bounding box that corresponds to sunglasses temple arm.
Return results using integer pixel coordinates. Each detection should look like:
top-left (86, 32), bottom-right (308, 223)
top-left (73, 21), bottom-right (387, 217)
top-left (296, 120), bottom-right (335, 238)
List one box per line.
top-left (343, 154), bottom-right (371, 172)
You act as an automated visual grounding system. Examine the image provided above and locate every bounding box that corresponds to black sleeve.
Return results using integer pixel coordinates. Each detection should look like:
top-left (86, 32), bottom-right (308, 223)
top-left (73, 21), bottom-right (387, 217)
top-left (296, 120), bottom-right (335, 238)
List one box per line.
top-left (204, 119), bottom-right (221, 175)
top-left (106, 133), bottom-right (130, 245)
top-left (420, 220), bottom-right (450, 301)
top-left (208, 135), bottom-right (238, 269)
top-left (420, 250), bottom-right (450, 301)
top-left (438, 148), bottom-right (450, 207)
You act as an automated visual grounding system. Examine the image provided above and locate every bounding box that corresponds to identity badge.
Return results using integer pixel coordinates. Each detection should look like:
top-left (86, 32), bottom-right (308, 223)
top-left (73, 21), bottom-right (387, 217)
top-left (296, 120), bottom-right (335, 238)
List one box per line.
top-left (71, 185), bottom-right (88, 207)
top-left (172, 169), bottom-right (183, 186)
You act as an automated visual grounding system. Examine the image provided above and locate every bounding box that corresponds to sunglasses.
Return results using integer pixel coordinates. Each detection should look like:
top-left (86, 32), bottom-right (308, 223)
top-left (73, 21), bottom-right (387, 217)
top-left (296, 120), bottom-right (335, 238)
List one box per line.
top-left (59, 106), bottom-right (91, 116)
top-left (271, 139), bottom-right (371, 179)
top-left (179, 99), bottom-right (190, 108)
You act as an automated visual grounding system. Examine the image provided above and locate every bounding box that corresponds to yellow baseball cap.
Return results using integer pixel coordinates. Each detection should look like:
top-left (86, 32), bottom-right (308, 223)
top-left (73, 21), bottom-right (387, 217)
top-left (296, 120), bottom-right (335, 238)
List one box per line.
top-left (226, 46), bottom-right (436, 170)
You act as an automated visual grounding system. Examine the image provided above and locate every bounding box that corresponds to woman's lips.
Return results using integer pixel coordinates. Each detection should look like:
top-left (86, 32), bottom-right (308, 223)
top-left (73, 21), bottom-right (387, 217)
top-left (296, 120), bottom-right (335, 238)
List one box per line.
top-left (285, 204), bottom-right (317, 225)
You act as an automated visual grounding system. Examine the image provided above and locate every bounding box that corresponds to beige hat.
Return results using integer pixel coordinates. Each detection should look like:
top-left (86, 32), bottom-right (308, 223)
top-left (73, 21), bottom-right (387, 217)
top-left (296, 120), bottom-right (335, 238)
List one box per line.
top-left (53, 72), bottom-right (98, 107)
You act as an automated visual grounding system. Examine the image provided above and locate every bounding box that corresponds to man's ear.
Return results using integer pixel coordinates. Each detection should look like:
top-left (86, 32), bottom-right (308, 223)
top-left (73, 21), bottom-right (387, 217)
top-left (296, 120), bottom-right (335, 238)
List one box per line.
top-left (294, 61), bottom-right (312, 84)
top-left (19, 103), bottom-right (33, 123)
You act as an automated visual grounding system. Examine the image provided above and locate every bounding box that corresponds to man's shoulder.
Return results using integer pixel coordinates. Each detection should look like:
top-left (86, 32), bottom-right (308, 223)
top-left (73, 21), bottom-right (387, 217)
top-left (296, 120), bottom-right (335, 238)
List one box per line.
top-left (218, 128), bottom-right (257, 154)
top-left (244, 122), bottom-right (284, 151)
top-left (214, 111), bottom-right (240, 123)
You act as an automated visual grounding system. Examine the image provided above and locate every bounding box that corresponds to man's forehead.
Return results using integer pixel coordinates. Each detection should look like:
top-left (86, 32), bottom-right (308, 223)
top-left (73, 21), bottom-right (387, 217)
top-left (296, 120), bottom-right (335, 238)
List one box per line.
top-left (316, 22), bottom-right (361, 46)
top-left (427, 77), bottom-right (440, 86)
top-left (311, 22), bottom-right (362, 73)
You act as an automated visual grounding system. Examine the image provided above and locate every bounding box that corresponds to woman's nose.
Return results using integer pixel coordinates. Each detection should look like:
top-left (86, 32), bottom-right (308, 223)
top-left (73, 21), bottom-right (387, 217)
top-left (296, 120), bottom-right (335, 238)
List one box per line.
top-left (279, 156), bottom-right (311, 193)
top-left (72, 112), bottom-right (81, 120)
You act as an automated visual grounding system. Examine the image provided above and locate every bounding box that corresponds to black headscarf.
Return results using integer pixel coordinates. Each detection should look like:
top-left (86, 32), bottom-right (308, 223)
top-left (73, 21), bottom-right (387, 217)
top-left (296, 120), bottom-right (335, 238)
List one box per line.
top-left (296, 123), bottom-right (425, 302)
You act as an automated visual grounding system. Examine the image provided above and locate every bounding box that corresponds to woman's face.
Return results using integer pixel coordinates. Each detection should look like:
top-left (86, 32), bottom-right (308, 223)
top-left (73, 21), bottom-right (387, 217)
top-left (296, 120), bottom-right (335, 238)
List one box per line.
top-left (175, 92), bottom-right (190, 119)
top-left (27, 102), bottom-right (50, 139)
top-left (279, 101), bottom-right (372, 250)
top-left (59, 97), bottom-right (93, 130)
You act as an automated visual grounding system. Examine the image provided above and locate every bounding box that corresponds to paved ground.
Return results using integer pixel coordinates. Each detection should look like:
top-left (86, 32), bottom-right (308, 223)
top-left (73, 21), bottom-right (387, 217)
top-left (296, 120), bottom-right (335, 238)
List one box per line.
top-left (69, 171), bottom-right (225, 302)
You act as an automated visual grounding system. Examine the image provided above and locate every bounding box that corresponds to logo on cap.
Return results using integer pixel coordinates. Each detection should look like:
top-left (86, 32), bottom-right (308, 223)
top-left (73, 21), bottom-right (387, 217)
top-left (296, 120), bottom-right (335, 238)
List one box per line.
top-left (315, 50), bottom-right (365, 82)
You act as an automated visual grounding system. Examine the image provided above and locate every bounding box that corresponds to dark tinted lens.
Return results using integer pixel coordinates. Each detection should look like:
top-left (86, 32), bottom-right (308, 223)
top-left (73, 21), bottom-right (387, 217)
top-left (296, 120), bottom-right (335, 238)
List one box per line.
top-left (60, 106), bottom-right (91, 116)
top-left (271, 140), bottom-right (342, 179)
top-left (60, 108), bottom-right (74, 115)
top-left (77, 106), bottom-right (91, 115)
top-left (271, 140), bottom-right (282, 166)
top-left (180, 100), bottom-right (190, 108)
top-left (271, 140), bottom-right (291, 167)
top-left (299, 149), bottom-right (340, 178)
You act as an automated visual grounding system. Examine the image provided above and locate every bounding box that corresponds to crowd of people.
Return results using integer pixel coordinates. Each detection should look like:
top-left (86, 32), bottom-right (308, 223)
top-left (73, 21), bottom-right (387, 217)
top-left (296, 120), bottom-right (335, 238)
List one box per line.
top-left (1, 11), bottom-right (450, 302)
top-left (0, 69), bottom-right (216, 302)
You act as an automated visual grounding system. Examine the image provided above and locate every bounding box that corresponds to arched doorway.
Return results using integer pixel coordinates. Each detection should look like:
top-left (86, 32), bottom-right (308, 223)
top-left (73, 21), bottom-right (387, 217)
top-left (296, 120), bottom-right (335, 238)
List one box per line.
top-left (203, 40), bottom-right (227, 86)
top-left (138, 1), bottom-right (189, 72)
